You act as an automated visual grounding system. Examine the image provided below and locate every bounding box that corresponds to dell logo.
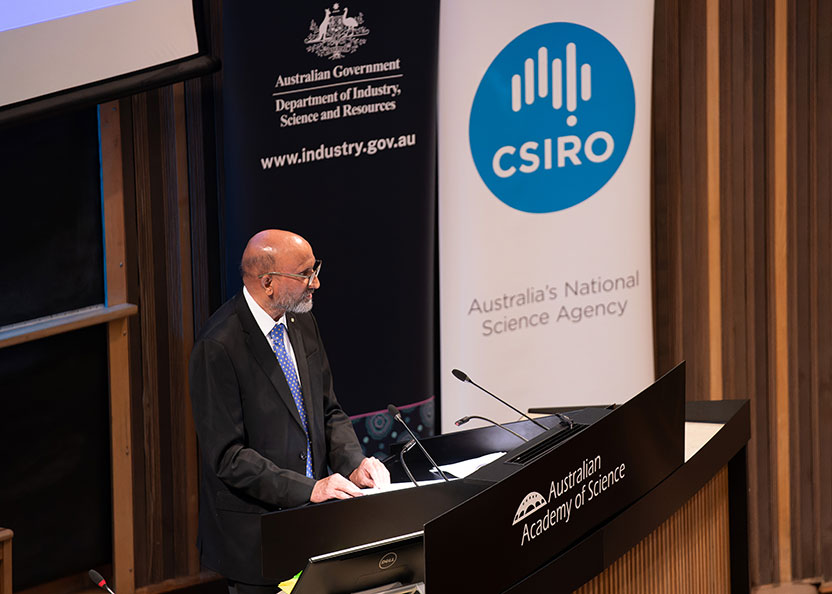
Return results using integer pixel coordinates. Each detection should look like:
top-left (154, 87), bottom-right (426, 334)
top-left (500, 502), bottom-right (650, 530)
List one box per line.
top-left (379, 552), bottom-right (398, 570)
top-left (470, 23), bottom-right (635, 213)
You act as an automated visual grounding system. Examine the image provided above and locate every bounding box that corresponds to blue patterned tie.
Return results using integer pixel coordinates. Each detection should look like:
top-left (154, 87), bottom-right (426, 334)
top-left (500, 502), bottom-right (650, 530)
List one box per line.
top-left (268, 323), bottom-right (314, 478)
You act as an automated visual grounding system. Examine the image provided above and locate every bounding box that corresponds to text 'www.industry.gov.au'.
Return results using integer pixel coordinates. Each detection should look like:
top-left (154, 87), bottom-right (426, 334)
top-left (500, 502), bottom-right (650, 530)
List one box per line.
top-left (260, 133), bottom-right (417, 170)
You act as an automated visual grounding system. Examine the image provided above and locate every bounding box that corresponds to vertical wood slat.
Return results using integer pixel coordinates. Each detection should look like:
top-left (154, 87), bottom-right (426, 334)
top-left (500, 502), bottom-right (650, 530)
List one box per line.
top-left (651, 0), bottom-right (683, 378)
top-left (705, 0), bottom-right (723, 402)
top-left (805, 0), bottom-right (825, 574)
top-left (159, 85), bottom-right (179, 579)
top-left (165, 82), bottom-right (200, 576)
top-left (813, 0), bottom-right (832, 580)
top-left (126, 84), bottom-right (200, 586)
top-left (790, 0), bottom-right (831, 582)
top-left (102, 102), bottom-right (129, 306)
top-left (754, 0), bottom-right (778, 585)
top-left (574, 468), bottom-right (730, 594)
top-left (131, 89), bottom-right (166, 585)
top-left (788, 0), bottom-right (812, 579)
top-left (108, 319), bottom-right (136, 594)
top-left (678, 0), bottom-right (712, 402)
top-left (100, 101), bottom-right (136, 594)
top-left (772, 0), bottom-right (792, 582)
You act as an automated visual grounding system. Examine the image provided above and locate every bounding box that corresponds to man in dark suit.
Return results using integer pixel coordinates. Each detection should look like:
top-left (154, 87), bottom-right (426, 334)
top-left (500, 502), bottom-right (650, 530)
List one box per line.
top-left (189, 229), bottom-right (390, 593)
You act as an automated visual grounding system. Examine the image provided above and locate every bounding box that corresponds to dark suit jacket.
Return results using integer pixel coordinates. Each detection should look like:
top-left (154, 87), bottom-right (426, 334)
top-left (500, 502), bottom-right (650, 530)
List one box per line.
top-left (189, 292), bottom-right (366, 584)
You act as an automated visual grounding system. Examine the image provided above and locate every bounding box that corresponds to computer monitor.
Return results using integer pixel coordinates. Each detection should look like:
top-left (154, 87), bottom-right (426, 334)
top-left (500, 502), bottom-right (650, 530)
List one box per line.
top-left (290, 531), bottom-right (424, 594)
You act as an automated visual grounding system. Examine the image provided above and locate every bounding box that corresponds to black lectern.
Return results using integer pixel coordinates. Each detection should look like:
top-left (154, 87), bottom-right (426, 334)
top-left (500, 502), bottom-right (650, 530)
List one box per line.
top-left (261, 362), bottom-right (750, 593)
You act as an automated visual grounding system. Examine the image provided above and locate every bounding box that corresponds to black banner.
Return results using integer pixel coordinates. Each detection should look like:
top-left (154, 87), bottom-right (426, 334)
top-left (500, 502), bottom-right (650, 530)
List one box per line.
top-left (221, 2), bottom-right (439, 418)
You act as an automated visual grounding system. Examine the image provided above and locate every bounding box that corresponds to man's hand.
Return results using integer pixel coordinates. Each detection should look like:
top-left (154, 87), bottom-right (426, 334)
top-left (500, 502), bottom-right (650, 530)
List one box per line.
top-left (310, 473), bottom-right (363, 503)
top-left (349, 456), bottom-right (391, 489)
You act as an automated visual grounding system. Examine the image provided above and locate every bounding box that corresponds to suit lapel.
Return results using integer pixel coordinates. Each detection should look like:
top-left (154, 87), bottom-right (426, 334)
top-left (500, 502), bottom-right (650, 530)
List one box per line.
top-left (234, 294), bottom-right (304, 430)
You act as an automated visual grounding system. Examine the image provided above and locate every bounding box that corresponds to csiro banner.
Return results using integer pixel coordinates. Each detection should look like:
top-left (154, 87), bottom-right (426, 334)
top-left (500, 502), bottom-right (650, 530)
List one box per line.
top-left (439, 0), bottom-right (655, 432)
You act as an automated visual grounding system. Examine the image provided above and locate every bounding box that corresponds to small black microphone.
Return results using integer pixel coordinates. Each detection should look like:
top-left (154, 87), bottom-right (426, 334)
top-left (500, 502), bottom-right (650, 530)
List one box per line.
top-left (455, 415), bottom-right (529, 442)
top-left (387, 404), bottom-right (449, 482)
top-left (89, 570), bottom-right (116, 594)
top-left (451, 369), bottom-right (548, 430)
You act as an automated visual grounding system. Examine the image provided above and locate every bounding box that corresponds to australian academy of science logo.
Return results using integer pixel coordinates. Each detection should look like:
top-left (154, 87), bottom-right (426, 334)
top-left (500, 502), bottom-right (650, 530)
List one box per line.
top-left (305, 3), bottom-right (369, 60)
top-left (469, 23), bottom-right (636, 213)
top-left (512, 491), bottom-right (547, 525)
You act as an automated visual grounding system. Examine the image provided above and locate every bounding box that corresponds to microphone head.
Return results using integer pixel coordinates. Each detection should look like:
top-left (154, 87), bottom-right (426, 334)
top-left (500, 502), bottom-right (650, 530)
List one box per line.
top-left (387, 404), bottom-right (401, 418)
top-left (454, 416), bottom-right (471, 426)
top-left (89, 570), bottom-right (106, 587)
top-left (451, 368), bottom-right (470, 382)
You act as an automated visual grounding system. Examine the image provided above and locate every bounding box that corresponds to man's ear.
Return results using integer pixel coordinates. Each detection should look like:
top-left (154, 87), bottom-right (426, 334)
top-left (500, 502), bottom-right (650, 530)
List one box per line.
top-left (260, 274), bottom-right (273, 294)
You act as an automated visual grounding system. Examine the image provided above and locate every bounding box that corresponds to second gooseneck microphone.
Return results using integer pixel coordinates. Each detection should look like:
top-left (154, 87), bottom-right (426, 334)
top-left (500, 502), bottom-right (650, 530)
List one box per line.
top-left (451, 368), bottom-right (548, 431)
top-left (455, 414), bottom-right (529, 442)
top-left (388, 404), bottom-right (449, 482)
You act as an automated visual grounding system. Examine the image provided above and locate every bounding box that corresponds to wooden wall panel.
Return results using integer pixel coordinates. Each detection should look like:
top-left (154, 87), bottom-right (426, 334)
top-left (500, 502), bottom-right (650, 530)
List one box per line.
top-left (652, 0), bottom-right (832, 588)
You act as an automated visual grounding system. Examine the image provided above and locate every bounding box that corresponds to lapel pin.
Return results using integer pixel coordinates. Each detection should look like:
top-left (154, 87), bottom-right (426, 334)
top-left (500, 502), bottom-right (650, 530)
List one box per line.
top-left (290, 317), bottom-right (295, 323)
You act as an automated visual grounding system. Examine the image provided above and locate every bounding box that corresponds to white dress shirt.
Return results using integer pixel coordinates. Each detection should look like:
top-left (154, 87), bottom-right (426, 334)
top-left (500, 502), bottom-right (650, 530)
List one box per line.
top-left (243, 286), bottom-right (302, 386)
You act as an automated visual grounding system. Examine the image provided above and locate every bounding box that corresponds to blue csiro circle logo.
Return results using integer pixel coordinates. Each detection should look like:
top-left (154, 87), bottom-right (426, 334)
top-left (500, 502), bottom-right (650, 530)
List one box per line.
top-left (469, 23), bottom-right (635, 213)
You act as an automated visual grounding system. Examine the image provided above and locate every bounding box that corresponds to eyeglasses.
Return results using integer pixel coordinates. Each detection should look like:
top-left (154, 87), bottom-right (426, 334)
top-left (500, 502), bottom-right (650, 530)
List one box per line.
top-left (258, 259), bottom-right (322, 286)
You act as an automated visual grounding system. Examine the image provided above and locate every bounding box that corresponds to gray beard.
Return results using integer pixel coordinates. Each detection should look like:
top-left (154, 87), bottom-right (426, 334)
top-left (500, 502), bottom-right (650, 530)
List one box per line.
top-left (271, 291), bottom-right (314, 315)
top-left (285, 296), bottom-right (313, 314)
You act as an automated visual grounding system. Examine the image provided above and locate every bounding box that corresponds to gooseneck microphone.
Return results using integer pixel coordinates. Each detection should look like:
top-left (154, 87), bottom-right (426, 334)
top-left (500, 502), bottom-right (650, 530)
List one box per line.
top-left (89, 570), bottom-right (116, 594)
top-left (455, 415), bottom-right (529, 442)
top-left (387, 404), bottom-right (449, 482)
top-left (451, 369), bottom-right (548, 431)
top-left (399, 439), bottom-right (419, 487)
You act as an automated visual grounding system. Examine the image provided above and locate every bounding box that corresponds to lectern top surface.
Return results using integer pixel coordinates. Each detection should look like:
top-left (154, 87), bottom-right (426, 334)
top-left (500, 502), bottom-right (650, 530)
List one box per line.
top-left (684, 421), bottom-right (723, 462)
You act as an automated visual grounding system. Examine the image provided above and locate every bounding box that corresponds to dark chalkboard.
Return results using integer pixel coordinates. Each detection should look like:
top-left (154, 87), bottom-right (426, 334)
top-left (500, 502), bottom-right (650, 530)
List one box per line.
top-left (0, 325), bottom-right (112, 590)
top-left (0, 107), bottom-right (104, 327)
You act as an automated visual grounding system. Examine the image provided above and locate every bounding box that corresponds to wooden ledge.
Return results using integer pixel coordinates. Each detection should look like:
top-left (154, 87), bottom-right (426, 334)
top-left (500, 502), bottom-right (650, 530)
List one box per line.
top-left (0, 303), bottom-right (138, 349)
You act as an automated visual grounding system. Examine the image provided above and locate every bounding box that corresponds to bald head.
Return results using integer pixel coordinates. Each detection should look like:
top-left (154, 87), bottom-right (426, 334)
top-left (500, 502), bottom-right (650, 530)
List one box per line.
top-left (240, 230), bottom-right (310, 281)
top-left (240, 229), bottom-right (320, 318)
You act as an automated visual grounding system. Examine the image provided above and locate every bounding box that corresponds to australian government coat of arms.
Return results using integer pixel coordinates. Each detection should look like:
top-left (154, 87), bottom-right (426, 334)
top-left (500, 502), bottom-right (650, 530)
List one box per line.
top-left (305, 3), bottom-right (369, 59)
